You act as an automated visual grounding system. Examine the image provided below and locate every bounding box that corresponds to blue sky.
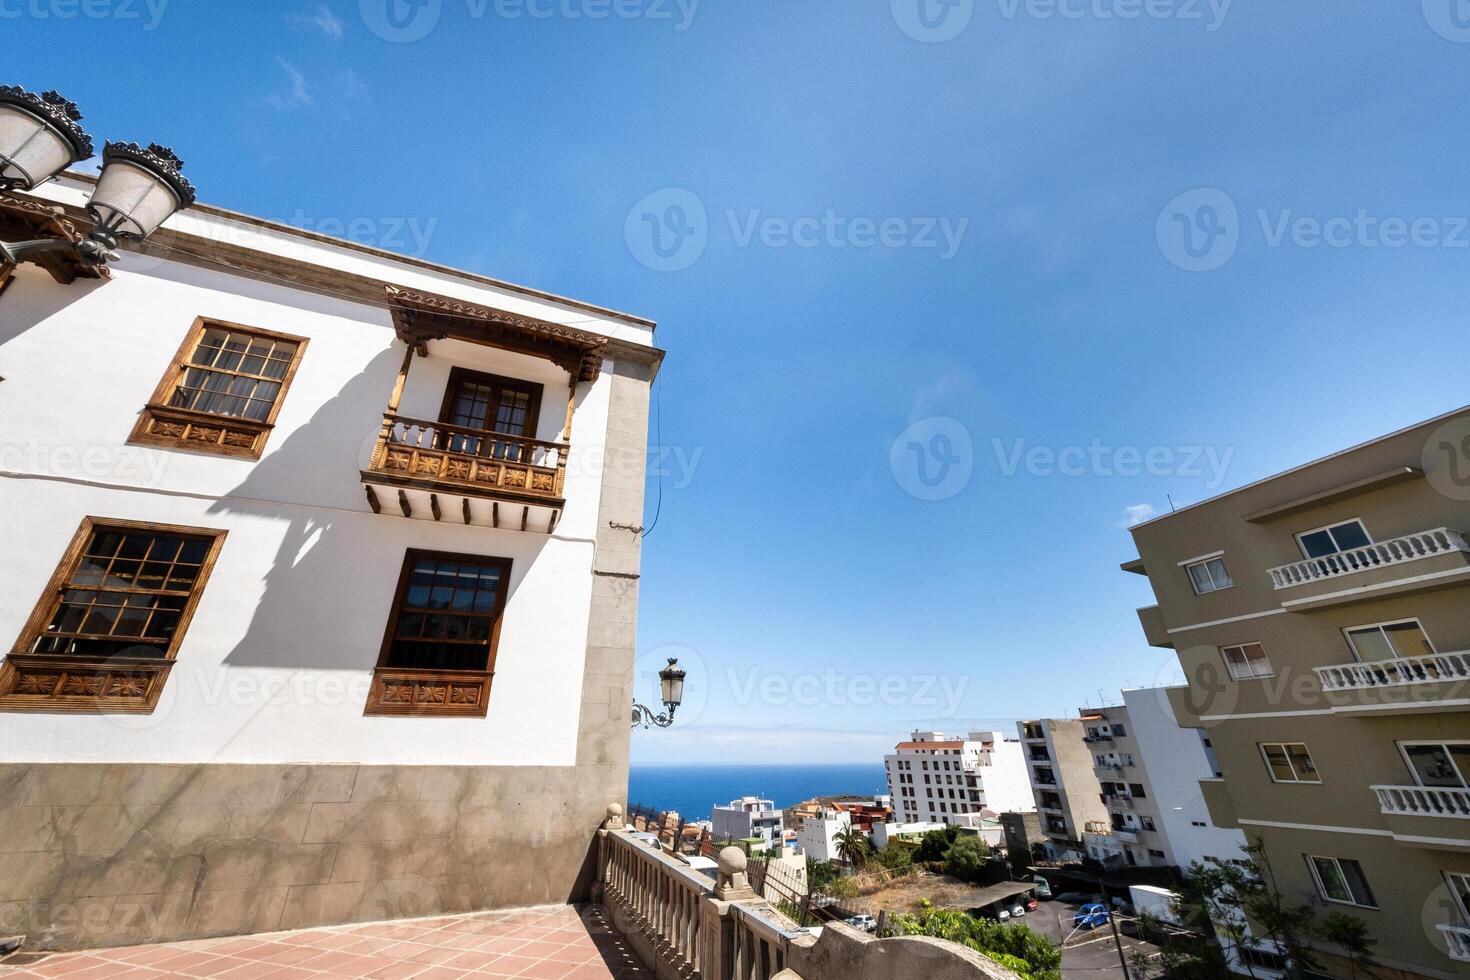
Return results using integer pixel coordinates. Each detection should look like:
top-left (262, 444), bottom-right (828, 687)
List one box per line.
top-left (14, 0), bottom-right (1470, 763)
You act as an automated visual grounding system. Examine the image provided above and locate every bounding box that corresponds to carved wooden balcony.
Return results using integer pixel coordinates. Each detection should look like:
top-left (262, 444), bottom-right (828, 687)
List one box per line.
top-left (361, 413), bottom-right (568, 533)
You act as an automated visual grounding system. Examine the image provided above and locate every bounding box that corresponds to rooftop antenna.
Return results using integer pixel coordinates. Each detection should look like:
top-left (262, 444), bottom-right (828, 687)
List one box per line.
top-left (1167, 494), bottom-right (1177, 513)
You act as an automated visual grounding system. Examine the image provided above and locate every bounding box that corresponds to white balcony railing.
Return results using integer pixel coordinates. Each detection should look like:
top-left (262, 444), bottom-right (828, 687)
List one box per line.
top-left (1268, 528), bottom-right (1470, 590)
top-left (1316, 651), bottom-right (1470, 691)
top-left (1440, 924), bottom-right (1470, 962)
top-left (1372, 785), bottom-right (1470, 818)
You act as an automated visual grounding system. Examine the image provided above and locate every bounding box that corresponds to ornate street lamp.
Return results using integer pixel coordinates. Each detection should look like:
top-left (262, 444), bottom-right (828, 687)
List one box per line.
top-left (0, 85), bottom-right (195, 272)
top-left (631, 659), bottom-right (686, 730)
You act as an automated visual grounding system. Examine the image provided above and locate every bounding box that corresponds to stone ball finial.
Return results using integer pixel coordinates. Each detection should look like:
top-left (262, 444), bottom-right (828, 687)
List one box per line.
top-left (718, 846), bottom-right (747, 876)
top-left (604, 803), bottom-right (624, 829)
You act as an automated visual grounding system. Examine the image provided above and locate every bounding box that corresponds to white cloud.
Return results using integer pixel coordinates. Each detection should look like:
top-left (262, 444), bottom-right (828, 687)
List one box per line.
top-left (267, 58), bottom-right (316, 111)
top-left (1117, 502), bottom-right (1159, 528)
top-left (293, 3), bottom-right (344, 39)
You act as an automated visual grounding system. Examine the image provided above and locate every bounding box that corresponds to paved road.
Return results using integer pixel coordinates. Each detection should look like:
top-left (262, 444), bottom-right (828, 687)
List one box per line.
top-left (1020, 900), bottom-right (1164, 980)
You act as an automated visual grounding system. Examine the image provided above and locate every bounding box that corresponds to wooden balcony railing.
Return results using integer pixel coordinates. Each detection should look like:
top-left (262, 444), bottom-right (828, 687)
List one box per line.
top-left (364, 413), bottom-right (567, 502)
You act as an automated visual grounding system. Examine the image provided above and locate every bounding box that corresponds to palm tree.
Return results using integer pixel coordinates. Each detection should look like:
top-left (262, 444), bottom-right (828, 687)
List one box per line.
top-left (834, 827), bottom-right (869, 868)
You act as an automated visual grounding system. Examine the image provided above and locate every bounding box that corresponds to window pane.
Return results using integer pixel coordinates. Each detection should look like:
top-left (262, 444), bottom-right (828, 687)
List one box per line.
top-left (1205, 559), bottom-right (1232, 589)
top-left (1448, 873), bottom-right (1470, 922)
top-left (1263, 745), bottom-right (1295, 782)
top-left (1406, 745), bottom-right (1466, 787)
top-left (171, 327), bottom-right (296, 421)
top-left (1286, 744), bottom-right (1318, 781)
top-left (1189, 563), bottom-right (1214, 594)
top-left (384, 555), bottom-right (507, 673)
top-left (1339, 860), bottom-right (1375, 907)
top-left (1347, 626), bottom-right (1397, 663)
top-left (1312, 857), bottom-right (1352, 903)
top-left (1384, 621), bottom-right (1434, 658)
top-left (30, 526), bottom-right (215, 660)
top-left (1299, 530), bottom-right (1337, 558)
top-left (1330, 521), bottom-right (1372, 552)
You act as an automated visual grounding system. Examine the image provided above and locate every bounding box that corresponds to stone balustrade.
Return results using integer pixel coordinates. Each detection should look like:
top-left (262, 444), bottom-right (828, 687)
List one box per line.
top-left (593, 804), bottom-right (1022, 980)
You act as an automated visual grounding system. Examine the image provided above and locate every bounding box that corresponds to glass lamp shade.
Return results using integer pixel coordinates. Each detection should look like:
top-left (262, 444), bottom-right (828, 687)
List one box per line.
top-left (0, 87), bottom-right (92, 190)
top-left (88, 142), bottom-right (196, 241)
top-left (659, 660), bottom-right (686, 708)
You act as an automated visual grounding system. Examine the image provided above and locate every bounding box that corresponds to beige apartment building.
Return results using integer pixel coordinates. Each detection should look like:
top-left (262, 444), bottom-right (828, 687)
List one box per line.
top-left (1017, 717), bottom-right (1109, 861)
top-left (1125, 406), bottom-right (1470, 979)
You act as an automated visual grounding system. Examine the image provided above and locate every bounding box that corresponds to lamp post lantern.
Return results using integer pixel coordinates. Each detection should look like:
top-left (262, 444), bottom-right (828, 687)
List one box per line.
top-left (0, 84), bottom-right (196, 274)
top-left (631, 658), bottom-right (686, 730)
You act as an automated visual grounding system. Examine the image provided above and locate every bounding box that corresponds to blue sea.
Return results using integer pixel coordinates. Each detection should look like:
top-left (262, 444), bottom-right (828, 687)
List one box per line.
top-left (628, 764), bottom-right (889, 823)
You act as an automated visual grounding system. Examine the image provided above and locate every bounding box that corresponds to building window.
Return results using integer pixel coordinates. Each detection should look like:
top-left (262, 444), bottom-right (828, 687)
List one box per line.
top-left (1221, 642), bottom-right (1274, 680)
top-left (363, 550), bottom-right (512, 717)
top-left (438, 368), bottom-right (544, 455)
top-left (0, 517), bottom-right (227, 713)
top-left (130, 318), bottom-right (308, 459)
top-left (1306, 856), bottom-right (1376, 908)
top-left (1239, 947), bottom-right (1288, 972)
top-left (1296, 519), bottom-right (1371, 560)
top-left (1344, 620), bottom-right (1435, 662)
top-left (1186, 556), bottom-right (1233, 595)
top-left (1261, 743), bottom-right (1321, 784)
top-left (1446, 872), bottom-right (1470, 923)
top-left (1400, 743), bottom-right (1470, 788)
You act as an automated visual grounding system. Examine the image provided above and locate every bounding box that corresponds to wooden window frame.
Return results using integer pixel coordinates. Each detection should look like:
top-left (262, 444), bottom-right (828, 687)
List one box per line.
top-left (363, 548), bottom-right (513, 718)
top-left (0, 516), bottom-right (227, 714)
top-left (129, 317), bottom-right (309, 460)
top-left (437, 367), bottom-right (545, 439)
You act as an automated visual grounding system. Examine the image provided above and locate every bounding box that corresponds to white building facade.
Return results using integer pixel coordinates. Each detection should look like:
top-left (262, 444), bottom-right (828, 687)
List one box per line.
top-left (0, 177), bottom-right (663, 949)
top-left (712, 797), bottom-right (784, 847)
top-left (884, 730), bottom-right (1033, 825)
top-left (795, 808), bottom-right (851, 864)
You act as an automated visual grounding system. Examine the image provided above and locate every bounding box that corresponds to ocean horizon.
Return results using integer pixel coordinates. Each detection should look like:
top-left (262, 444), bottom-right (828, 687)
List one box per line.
top-left (628, 762), bottom-right (889, 823)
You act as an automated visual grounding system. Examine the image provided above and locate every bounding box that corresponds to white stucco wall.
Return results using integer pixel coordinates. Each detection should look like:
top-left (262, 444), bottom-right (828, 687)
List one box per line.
top-left (0, 200), bottom-right (654, 768)
top-left (1123, 687), bottom-right (1249, 869)
top-left (976, 739), bottom-right (1037, 813)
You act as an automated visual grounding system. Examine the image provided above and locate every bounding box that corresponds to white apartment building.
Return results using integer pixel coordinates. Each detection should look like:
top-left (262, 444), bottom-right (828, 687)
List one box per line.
top-left (0, 174), bottom-right (662, 949)
top-left (1115, 688), bottom-right (1246, 871)
top-left (885, 730), bottom-right (1034, 825)
top-left (712, 796), bottom-right (784, 847)
top-left (795, 808), bottom-right (852, 864)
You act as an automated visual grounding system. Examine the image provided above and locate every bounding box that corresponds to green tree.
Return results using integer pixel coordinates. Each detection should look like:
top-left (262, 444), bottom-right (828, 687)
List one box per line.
top-left (806, 858), bottom-right (839, 892)
top-left (1319, 912), bottom-right (1376, 980)
top-left (874, 841), bottom-right (914, 872)
top-left (834, 827), bottom-right (871, 868)
top-left (944, 835), bottom-right (991, 882)
top-left (914, 825), bottom-right (961, 863)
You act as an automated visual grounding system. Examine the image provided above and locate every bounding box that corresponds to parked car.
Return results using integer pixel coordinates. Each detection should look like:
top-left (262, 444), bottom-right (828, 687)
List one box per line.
top-left (1008, 902), bottom-right (1027, 918)
top-left (1074, 903), bottom-right (1110, 929)
top-left (844, 914), bottom-right (877, 932)
top-left (1032, 877), bottom-right (1053, 900)
top-left (1024, 897), bottom-right (1039, 912)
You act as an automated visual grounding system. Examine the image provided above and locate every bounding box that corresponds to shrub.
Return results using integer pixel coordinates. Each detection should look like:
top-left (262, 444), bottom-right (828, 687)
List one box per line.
top-left (944, 836), bottom-right (990, 882)
top-left (888, 906), bottom-right (1061, 980)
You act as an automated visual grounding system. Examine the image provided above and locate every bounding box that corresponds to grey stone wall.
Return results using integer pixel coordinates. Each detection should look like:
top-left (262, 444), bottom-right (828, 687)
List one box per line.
top-left (0, 355), bottom-right (656, 951)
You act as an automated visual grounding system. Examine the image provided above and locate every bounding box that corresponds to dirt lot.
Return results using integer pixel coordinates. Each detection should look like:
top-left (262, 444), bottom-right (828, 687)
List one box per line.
top-left (856, 869), bottom-right (1013, 913)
